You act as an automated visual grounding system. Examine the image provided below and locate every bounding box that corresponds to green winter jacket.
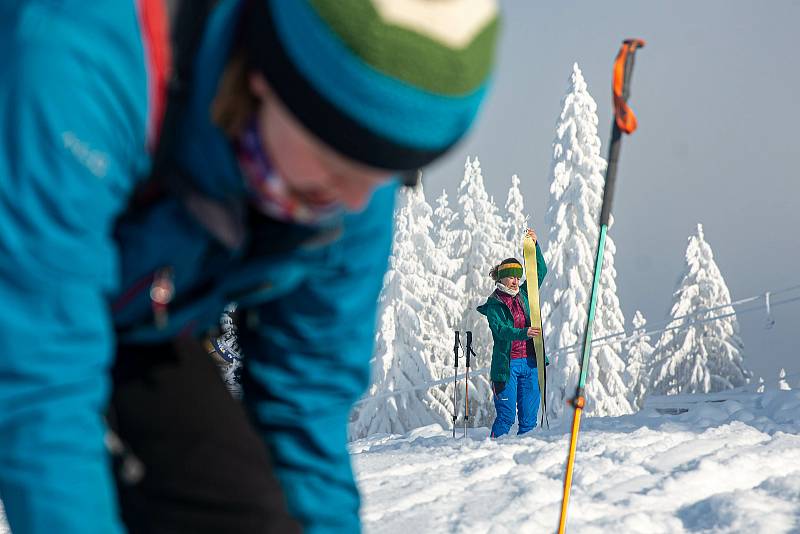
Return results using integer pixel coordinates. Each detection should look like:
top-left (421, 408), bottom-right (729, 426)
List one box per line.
top-left (476, 242), bottom-right (548, 382)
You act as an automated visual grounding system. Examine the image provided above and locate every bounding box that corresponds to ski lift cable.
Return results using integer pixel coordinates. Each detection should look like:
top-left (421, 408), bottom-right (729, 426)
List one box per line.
top-left (574, 283), bottom-right (800, 348)
top-left (646, 283), bottom-right (800, 329)
top-left (522, 284), bottom-right (800, 359)
top-left (353, 284), bottom-right (800, 407)
top-left (595, 293), bottom-right (800, 355)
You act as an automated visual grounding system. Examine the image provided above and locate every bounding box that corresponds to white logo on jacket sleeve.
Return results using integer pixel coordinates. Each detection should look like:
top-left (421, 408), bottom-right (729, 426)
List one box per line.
top-left (62, 131), bottom-right (108, 178)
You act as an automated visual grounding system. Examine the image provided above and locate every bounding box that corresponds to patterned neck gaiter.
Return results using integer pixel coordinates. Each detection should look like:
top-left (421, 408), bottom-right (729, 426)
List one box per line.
top-left (235, 118), bottom-right (342, 226)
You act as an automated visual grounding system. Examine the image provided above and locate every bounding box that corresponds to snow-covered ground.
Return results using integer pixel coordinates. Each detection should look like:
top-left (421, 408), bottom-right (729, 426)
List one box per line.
top-left (2, 390), bottom-right (797, 533)
top-left (352, 389), bottom-right (800, 533)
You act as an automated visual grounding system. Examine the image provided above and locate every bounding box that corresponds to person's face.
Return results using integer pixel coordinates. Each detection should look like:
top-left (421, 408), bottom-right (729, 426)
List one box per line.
top-left (249, 72), bottom-right (393, 211)
top-left (501, 276), bottom-right (521, 291)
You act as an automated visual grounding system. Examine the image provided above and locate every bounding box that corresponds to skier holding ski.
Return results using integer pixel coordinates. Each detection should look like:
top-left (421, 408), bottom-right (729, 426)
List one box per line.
top-left (478, 229), bottom-right (548, 438)
top-left (0, 1), bottom-right (501, 533)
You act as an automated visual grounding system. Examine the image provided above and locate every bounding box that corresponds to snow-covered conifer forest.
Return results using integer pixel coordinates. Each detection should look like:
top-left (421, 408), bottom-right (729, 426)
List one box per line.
top-left (349, 64), bottom-right (762, 440)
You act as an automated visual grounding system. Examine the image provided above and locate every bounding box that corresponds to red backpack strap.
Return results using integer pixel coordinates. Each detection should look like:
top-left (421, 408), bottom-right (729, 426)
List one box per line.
top-left (136, 0), bottom-right (172, 151)
top-left (126, 0), bottom-right (215, 209)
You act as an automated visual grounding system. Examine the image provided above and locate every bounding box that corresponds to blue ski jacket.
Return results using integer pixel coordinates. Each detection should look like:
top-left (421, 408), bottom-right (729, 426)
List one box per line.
top-left (0, 1), bottom-right (395, 533)
top-left (0, 1), bottom-right (158, 532)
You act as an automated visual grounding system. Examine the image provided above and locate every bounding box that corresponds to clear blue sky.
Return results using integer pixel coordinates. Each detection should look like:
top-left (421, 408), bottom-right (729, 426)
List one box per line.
top-left (425, 1), bottom-right (800, 384)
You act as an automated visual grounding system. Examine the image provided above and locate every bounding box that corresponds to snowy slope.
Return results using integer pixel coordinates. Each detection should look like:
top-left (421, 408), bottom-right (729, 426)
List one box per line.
top-left (2, 391), bottom-right (797, 533)
top-left (352, 390), bottom-right (800, 533)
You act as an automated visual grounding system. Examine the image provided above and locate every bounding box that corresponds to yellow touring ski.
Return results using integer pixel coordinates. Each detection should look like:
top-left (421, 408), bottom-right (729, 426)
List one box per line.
top-left (522, 235), bottom-right (547, 428)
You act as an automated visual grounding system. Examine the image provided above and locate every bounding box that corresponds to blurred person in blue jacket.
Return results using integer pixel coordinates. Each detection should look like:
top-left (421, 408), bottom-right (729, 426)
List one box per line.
top-left (0, 1), bottom-right (500, 532)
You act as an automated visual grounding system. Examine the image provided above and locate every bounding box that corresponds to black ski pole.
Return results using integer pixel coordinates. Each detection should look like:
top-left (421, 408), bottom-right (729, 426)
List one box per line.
top-left (452, 331), bottom-right (460, 439)
top-left (464, 331), bottom-right (473, 438)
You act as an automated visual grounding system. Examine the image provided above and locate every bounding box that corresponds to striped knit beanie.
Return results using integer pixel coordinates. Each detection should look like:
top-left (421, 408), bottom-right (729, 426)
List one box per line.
top-left (244, 0), bottom-right (500, 172)
top-left (496, 258), bottom-right (523, 280)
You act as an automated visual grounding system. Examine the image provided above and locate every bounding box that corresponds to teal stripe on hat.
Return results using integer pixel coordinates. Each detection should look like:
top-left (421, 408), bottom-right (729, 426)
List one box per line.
top-left (269, 0), bottom-right (491, 150)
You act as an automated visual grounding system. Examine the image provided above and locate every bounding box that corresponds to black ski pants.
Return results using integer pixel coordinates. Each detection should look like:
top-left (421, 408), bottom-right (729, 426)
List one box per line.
top-left (109, 337), bottom-right (300, 534)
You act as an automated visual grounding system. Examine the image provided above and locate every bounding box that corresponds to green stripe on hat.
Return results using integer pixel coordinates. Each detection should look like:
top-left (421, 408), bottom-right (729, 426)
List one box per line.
top-left (497, 263), bottom-right (523, 279)
top-left (309, 0), bottom-right (500, 95)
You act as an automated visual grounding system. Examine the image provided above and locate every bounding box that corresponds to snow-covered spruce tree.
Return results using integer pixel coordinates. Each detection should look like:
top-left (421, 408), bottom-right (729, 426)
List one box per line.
top-left (406, 183), bottom-right (464, 424)
top-left (452, 156), bottom-right (508, 427)
top-left (756, 377), bottom-right (765, 393)
top-left (650, 224), bottom-right (751, 395)
top-left (541, 63), bottom-right (631, 420)
top-left (349, 188), bottom-right (451, 439)
top-left (778, 368), bottom-right (791, 391)
top-left (431, 188), bottom-right (465, 328)
top-left (502, 174), bottom-right (528, 257)
top-left (624, 311), bottom-right (654, 411)
top-left (433, 189), bottom-right (458, 257)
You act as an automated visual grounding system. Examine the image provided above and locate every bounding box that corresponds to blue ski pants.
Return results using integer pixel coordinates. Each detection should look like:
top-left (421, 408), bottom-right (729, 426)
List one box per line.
top-left (491, 358), bottom-right (540, 437)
